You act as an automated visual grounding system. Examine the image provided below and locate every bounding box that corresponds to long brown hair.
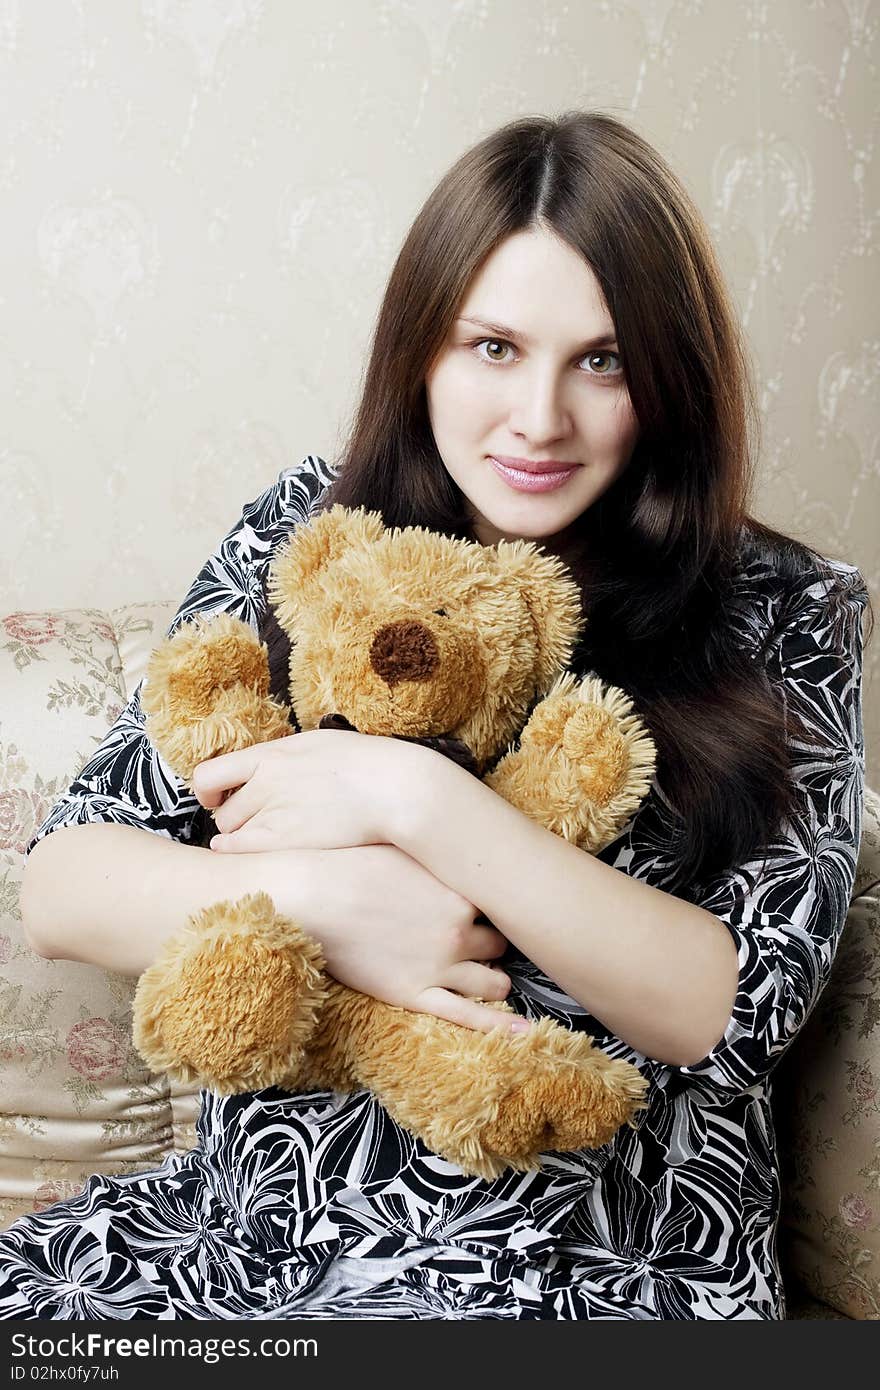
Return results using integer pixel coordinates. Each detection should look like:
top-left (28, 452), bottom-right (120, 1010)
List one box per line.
top-left (307, 110), bottom-right (871, 889)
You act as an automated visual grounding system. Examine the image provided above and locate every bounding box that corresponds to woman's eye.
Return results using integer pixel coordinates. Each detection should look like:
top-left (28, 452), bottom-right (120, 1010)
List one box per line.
top-left (582, 350), bottom-right (622, 377)
top-left (474, 338), bottom-right (513, 363)
top-left (472, 338), bottom-right (622, 378)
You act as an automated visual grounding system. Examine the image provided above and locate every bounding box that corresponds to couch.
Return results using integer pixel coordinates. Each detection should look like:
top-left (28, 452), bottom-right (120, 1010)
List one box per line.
top-left (1, 599), bottom-right (878, 1320)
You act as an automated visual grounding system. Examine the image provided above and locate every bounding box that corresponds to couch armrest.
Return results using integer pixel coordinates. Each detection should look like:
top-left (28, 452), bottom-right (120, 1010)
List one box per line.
top-left (0, 601), bottom-right (199, 1230)
top-left (775, 785), bottom-right (880, 1320)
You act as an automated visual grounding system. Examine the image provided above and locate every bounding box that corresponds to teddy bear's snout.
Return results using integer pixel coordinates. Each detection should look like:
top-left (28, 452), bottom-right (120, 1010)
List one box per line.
top-left (369, 619), bottom-right (440, 688)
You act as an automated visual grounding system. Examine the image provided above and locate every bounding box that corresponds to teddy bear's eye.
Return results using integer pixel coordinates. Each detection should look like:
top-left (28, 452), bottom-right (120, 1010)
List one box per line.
top-left (433, 608), bottom-right (448, 618)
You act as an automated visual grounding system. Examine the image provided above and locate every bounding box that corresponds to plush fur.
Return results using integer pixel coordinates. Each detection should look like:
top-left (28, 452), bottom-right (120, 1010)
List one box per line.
top-left (133, 505), bottom-right (656, 1179)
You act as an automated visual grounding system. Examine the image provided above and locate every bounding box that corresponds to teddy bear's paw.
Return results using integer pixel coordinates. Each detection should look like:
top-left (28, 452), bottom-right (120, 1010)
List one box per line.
top-left (494, 674), bottom-right (656, 852)
top-left (483, 1054), bottom-right (648, 1162)
top-left (142, 614), bottom-right (292, 783)
top-left (373, 1014), bottom-right (648, 1180)
top-left (528, 696), bottom-right (630, 803)
top-left (146, 613), bottom-right (272, 710)
top-left (133, 893), bottom-right (327, 1094)
top-left (451, 1020), bottom-right (649, 1177)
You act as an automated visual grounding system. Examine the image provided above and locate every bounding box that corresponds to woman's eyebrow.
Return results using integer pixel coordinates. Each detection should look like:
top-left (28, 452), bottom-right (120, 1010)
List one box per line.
top-left (456, 315), bottom-right (619, 350)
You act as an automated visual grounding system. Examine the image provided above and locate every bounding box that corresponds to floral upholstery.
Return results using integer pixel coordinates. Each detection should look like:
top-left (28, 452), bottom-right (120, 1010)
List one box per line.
top-left (774, 784), bottom-right (880, 1320)
top-left (0, 601), bottom-right (878, 1320)
top-left (0, 602), bottom-right (198, 1232)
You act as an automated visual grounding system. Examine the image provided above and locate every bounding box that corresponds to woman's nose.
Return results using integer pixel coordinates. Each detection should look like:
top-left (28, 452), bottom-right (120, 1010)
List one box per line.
top-left (507, 368), bottom-right (573, 445)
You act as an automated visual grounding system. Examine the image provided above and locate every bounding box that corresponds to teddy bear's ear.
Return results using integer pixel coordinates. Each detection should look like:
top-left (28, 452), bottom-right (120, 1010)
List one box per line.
top-left (266, 505), bottom-right (386, 630)
top-left (487, 542), bottom-right (585, 692)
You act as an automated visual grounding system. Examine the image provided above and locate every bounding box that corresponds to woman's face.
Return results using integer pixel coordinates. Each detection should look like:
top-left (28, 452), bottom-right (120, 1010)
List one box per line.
top-left (424, 226), bottom-right (640, 552)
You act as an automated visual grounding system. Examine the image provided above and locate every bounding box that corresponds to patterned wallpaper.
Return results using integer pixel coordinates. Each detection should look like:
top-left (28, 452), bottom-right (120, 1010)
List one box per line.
top-left (0, 0), bottom-right (876, 780)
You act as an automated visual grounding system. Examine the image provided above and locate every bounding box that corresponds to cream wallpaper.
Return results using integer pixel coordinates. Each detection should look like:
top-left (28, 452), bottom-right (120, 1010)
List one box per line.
top-left (0, 0), bottom-right (876, 779)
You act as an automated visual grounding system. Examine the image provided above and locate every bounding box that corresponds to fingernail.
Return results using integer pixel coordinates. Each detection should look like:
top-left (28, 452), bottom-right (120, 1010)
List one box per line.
top-left (510, 1019), bottom-right (531, 1033)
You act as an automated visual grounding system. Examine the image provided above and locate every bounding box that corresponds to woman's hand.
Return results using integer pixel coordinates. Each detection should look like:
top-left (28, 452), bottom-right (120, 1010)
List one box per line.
top-left (192, 729), bottom-right (425, 854)
top-left (255, 843), bottom-right (528, 1036)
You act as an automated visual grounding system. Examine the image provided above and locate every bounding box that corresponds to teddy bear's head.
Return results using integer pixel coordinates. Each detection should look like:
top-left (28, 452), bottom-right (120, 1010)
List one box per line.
top-left (266, 505), bottom-right (585, 770)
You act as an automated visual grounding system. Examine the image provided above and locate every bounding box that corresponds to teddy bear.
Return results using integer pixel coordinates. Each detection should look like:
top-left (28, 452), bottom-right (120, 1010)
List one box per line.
top-left (133, 503), bottom-right (656, 1180)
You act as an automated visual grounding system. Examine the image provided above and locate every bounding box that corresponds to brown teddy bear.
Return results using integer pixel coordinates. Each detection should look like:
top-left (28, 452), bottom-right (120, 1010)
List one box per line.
top-left (133, 504), bottom-right (656, 1179)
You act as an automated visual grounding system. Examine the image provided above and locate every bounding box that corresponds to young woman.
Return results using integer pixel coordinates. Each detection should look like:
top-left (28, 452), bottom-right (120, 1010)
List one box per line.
top-left (2, 110), bottom-right (869, 1320)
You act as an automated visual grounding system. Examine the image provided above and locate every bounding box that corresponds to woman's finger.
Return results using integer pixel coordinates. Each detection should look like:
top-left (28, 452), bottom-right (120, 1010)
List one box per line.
top-left (444, 963), bottom-right (511, 1001)
top-left (464, 924), bottom-right (509, 961)
top-left (209, 824), bottom-right (280, 853)
top-left (415, 987), bottom-right (531, 1035)
top-left (211, 782), bottom-right (262, 835)
top-left (192, 747), bottom-right (263, 807)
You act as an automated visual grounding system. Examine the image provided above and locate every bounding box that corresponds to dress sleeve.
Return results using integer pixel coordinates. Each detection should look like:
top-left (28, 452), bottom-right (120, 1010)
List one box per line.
top-left (25, 457), bottom-right (335, 855)
top-left (672, 559), bottom-right (869, 1097)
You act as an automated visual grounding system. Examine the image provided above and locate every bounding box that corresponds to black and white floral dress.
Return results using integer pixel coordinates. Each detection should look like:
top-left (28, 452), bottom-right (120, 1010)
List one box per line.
top-left (0, 456), bottom-right (868, 1321)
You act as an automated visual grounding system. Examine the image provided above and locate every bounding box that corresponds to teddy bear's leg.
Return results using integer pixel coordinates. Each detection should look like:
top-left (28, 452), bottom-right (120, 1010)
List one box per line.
top-left (133, 892), bottom-right (328, 1095)
top-left (141, 612), bottom-right (294, 785)
top-left (485, 672), bottom-right (657, 853)
top-left (298, 984), bottom-right (648, 1181)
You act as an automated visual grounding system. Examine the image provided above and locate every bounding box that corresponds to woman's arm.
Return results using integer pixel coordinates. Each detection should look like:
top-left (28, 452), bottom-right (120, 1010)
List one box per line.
top-left (20, 822), bottom-right (293, 975)
top-left (390, 563), bottom-right (868, 1075)
top-left (390, 757), bottom-right (738, 1067)
top-left (21, 822), bottom-right (516, 1033)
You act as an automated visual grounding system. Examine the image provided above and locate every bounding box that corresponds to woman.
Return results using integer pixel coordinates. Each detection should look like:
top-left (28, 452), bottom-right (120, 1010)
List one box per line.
top-left (2, 110), bottom-right (869, 1320)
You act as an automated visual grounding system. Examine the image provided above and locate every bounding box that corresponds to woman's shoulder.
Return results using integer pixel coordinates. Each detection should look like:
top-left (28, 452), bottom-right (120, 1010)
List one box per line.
top-left (227, 455), bottom-right (341, 566)
top-left (735, 522), bottom-right (865, 592)
top-left (275, 453), bottom-right (340, 503)
top-left (728, 522), bottom-right (869, 658)
top-left (173, 456), bottom-right (340, 623)
top-left (245, 454), bottom-right (339, 532)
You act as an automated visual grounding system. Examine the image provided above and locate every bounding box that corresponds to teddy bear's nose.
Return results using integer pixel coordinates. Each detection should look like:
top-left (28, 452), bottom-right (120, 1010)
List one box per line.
top-left (370, 620), bottom-right (440, 688)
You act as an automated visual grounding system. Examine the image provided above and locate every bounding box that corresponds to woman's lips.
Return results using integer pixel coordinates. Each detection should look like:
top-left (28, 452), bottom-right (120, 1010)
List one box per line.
top-left (488, 456), bottom-right (580, 493)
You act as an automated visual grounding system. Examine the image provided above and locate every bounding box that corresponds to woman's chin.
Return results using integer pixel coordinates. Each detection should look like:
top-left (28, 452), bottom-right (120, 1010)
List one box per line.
top-left (472, 499), bottom-right (587, 548)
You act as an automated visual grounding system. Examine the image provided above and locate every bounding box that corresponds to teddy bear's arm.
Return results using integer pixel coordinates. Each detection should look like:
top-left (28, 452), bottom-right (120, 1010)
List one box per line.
top-left (484, 672), bottom-right (657, 854)
top-left (141, 612), bottom-right (294, 787)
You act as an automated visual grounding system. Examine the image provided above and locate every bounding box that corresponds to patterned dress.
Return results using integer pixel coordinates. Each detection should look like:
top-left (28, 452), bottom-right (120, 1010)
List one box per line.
top-left (0, 455), bottom-right (868, 1321)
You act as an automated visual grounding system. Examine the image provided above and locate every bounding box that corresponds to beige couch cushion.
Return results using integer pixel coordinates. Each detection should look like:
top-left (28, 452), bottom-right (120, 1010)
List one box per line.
top-left (775, 785), bottom-right (880, 1320)
top-left (0, 602), bottom-right (198, 1230)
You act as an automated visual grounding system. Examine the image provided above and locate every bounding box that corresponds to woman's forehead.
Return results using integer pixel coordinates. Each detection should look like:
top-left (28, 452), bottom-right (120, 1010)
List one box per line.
top-left (456, 227), bottom-right (615, 342)
top-left (460, 227), bottom-right (607, 299)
